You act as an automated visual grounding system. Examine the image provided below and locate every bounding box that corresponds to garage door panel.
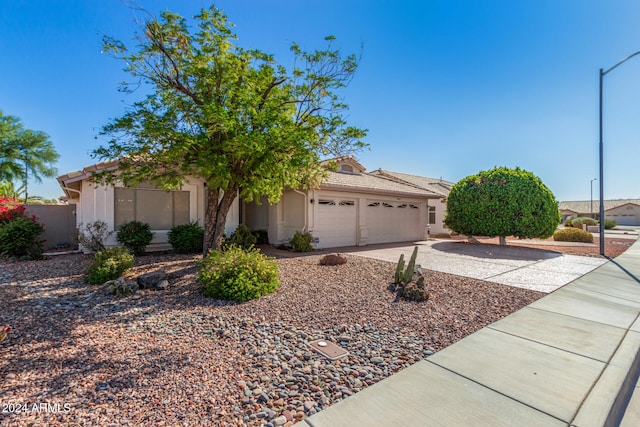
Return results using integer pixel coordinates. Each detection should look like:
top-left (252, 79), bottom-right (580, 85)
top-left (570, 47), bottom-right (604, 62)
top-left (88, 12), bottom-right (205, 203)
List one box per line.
top-left (316, 198), bottom-right (357, 247)
top-left (367, 200), bottom-right (422, 244)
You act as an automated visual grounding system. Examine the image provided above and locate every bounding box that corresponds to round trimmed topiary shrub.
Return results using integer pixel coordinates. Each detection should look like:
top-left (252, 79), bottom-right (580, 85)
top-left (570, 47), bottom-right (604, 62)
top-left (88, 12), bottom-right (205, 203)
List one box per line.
top-left (445, 167), bottom-right (560, 244)
top-left (168, 221), bottom-right (204, 254)
top-left (199, 245), bottom-right (279, 302)
top-left (116, 220), bottom-right (153, 255)
top-left (553, 228), bottom-right (594, 243)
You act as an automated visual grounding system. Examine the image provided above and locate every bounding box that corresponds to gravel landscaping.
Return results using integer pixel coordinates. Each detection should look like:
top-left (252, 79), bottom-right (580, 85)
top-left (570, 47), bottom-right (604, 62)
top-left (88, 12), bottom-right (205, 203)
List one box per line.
top-left (0, 250), bottom-right (556, 426)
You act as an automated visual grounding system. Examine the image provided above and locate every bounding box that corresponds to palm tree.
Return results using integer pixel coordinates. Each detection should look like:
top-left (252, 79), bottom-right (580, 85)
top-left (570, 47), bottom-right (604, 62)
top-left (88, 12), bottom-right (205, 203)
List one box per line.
top-left (0, 111), bottom-right (59, 203)
top-left (0, 113), bottom-right (22, 182)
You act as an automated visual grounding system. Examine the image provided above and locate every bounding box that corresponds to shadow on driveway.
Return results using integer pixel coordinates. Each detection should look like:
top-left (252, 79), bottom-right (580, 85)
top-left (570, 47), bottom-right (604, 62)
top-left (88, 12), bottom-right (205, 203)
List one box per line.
top-left (429, 241), bottom-right (562, 261)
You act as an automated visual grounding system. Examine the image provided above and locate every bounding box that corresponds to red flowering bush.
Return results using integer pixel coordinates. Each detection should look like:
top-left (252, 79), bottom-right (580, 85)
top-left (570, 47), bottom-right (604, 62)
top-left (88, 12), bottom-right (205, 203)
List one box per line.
top-left (0, 197), bottom-right (44, 259)
top-left (0, 197), bottom-right (27, 225)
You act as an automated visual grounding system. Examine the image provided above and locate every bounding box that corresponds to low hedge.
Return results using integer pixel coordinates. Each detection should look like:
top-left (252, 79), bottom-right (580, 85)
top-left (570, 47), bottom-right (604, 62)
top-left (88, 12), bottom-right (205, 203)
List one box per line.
top-left (553, 228), bottom-right (594, 243)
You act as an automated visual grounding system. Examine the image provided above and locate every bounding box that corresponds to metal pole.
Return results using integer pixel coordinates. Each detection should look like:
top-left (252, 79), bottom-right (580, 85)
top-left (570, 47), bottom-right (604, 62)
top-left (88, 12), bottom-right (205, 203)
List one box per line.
top-left (598, 50), bottom-right (640, 257)
top-left (590, 179), bottom-right (595, 218)
top-left (599, 69), bottom-right (605, 256)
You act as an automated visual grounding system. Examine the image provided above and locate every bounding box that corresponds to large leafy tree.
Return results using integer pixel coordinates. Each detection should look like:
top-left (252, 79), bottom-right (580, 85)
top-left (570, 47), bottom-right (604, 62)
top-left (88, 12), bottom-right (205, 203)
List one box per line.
top-left (444, 167), bottom-right (561, 245)
top-left (93, 5), bottom-right (367, 252)
top-left (0, 110), bottom-right (59, 204)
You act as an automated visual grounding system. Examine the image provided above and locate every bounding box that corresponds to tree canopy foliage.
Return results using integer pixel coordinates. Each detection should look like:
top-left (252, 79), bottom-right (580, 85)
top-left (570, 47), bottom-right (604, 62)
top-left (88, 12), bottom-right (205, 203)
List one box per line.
top-left (0, 110), bottom-right (59, 204)
top-left (93, 5), bottom-right (367, 251)
top-left (444, 167), bottom-right (560, 244)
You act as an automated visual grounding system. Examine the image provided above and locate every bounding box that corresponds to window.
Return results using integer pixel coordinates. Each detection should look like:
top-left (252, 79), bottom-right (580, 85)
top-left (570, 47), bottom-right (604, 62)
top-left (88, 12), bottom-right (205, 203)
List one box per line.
top-left (408, 204), bottom-right (419, 209)
top-left (428, 206), bottom-right (436, 224)
top-left (382, 202), bottom-right (394, 208)
top-left (368, 202), bottom-right (380, 207)
top-left (397, 203), bottom-right (408, 208)
top-left (318, 199), bottom-right (336, 205)
top-left (340, 164), bottom-right (354, 173)
top-left (115, 188), bottom-right (190, 229)
top-left (339, 200), bottom-right (355, 206)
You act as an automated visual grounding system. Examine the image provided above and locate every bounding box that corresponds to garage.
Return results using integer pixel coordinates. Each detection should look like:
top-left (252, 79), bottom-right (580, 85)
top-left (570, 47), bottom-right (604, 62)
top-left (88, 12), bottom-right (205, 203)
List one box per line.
top-left (608, 214), bottom-right (638, 226)
top-left (315, 198), bottom-right (358, 247)
top-left (366, 200), bottom-right (423, 244)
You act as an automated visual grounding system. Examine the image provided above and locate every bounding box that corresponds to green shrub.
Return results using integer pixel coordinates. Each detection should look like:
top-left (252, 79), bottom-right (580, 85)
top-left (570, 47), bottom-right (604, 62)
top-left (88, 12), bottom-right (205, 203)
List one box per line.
top-left (290, 230), bottom-right (313, 252)
top-left (252, 229), bottom-right (269, 245)
top-left (77, 220), bottom-right (113, 252)
top-left (85, 247), bottom-right (134, 285)
top-left (445, 167), bottom-right (560, 243)
top-left (199, 245), bottom-right (279, 302)
top-left (116, 220), bottom-right (153, 255)
top-left (553, 228), bottom-right (594, 243)
top-left (168, 221), bottom-right (204, 253)
top-left (568, 217), bottom-right (598, 229)
top-left (0, 216), bottom-right (44, 259)
top-left (604, 219), bottom-right (617, 230)
top-left (224, 224), bottom-right (256, 250)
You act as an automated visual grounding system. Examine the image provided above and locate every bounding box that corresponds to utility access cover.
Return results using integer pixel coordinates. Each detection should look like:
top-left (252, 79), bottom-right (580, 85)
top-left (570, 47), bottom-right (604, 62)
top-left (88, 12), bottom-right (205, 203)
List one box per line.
top-left (308, 339), bottom-right (349, 360)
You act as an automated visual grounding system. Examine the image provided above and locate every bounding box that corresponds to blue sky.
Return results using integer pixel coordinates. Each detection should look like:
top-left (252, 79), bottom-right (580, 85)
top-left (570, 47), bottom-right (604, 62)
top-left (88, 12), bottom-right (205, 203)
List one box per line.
top-left (2, 0), bottom-right (640, 202)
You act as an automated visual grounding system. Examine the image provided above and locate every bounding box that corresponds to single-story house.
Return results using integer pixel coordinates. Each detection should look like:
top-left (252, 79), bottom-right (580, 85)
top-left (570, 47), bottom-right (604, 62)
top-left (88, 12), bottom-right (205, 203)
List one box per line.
top-left (559, 199), bottom-right (640, 226)
top-left (58, 157), bottom-right (452, 251)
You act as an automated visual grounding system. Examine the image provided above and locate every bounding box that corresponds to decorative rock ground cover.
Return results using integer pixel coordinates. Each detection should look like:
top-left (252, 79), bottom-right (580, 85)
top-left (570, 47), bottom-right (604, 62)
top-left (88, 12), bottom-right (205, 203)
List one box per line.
top-left (0, 252), bottom-right (544, 426)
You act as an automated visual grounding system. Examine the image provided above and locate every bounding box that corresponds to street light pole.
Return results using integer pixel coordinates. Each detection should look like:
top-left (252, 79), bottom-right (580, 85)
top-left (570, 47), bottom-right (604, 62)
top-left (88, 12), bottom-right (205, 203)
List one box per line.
top-left (590, 178), bottom-right (597, 218)
top-left (598, 50), bottom-right (640, 256)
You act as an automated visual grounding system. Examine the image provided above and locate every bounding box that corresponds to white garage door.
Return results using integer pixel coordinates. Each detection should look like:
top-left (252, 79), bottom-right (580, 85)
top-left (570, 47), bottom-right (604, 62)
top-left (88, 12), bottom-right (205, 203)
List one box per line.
top-left (315, 198), bottom-right (357, 247)
top-left (367, 201), bottom-right (422, 244)
top-left (609, 215), bottom-right (638, 226)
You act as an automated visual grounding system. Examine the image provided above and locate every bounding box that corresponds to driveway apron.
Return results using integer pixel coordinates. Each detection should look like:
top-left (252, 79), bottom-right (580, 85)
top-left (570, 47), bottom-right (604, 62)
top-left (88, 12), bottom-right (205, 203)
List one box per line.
top-left (348, 240), bottom-right (606, 293)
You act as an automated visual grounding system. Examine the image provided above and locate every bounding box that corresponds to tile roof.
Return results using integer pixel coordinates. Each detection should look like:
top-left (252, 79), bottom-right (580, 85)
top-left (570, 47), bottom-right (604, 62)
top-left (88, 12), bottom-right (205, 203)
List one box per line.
top-left (370, 170), bottom-right (454, 197)
top-left (322, 171), bottom-right (440, 198)
top-left (559, 199), bottom-right (640, 213)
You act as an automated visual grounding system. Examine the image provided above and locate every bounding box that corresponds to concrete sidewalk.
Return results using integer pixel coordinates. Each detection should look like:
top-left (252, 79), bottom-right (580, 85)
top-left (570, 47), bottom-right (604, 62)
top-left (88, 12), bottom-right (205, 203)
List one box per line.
top-left (350, 240), bottom-right (606, 293)
top-left (301, 239), bottom-right (640, 427)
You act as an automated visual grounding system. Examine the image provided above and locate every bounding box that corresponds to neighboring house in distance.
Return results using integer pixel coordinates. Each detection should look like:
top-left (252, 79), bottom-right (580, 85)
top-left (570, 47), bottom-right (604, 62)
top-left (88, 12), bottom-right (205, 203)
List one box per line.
top-left (559, 199), bottom-right (640, 226)
top-left (58, 156), bottom-right (451, 251)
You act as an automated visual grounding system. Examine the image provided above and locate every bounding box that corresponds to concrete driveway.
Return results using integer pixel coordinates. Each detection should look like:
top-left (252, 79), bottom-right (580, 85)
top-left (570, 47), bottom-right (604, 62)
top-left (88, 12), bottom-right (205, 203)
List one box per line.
top-left (346, 240), bottom-right (606, 293)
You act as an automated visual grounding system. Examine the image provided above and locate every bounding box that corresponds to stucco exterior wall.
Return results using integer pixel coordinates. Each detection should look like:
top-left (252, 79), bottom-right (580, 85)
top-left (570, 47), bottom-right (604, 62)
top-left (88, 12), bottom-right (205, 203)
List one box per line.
top-left (74, 177), bottom-right (239, 251)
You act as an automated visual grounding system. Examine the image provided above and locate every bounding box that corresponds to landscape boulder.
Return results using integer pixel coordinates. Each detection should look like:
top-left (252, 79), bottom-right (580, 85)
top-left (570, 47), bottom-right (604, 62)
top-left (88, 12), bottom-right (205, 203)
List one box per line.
top-left (102, 277), bottom-right (139, 296)
top-left (137, 270), bottom-right (168, 290)
top-left (400, 280), bottom-right (430, 302)
top-left (319, 253), bottom-right (348, 266)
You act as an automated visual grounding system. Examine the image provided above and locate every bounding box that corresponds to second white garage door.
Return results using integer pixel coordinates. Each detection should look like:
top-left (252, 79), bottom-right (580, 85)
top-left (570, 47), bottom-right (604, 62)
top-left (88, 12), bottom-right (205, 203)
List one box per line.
top-left (367, 201), bottom-right (422, 244)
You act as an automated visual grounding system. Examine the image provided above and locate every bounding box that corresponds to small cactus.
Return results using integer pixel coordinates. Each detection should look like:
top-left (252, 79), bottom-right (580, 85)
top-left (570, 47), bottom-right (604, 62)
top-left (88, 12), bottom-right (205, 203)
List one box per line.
top-left (392, 247), bottom-right (429, 301)
top-left (394, 254), bottom-right (405, 285)
top-left (403, 246), bottom-right (418, 284)
top-left (394, 246), bottom-right (419, 285)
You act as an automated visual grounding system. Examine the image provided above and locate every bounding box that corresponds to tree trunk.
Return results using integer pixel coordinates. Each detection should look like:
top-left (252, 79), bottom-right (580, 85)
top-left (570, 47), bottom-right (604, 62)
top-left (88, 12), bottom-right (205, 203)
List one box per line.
top-left (203, 187), bottom-right (238, 254)
top-left (499, 236), bottom-right (506, 246)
